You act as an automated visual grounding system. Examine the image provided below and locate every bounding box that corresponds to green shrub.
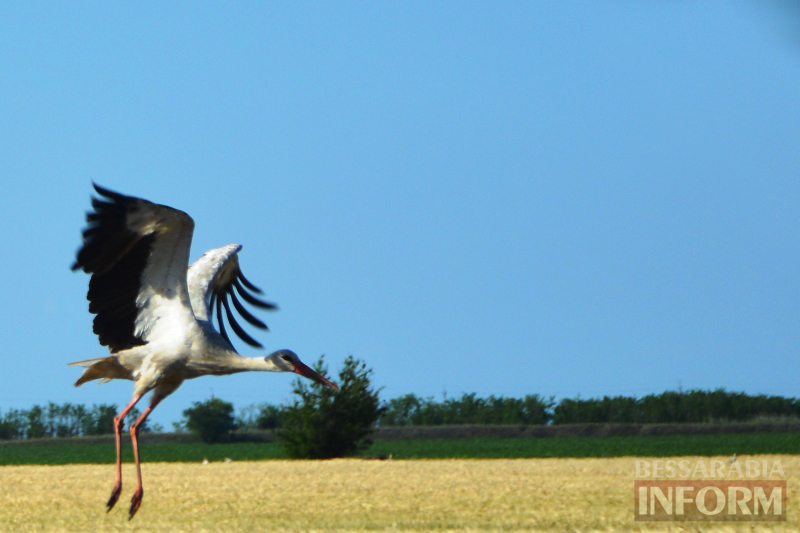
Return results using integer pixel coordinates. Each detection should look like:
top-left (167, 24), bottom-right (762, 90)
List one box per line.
top-left (182, 398), bottom-right (237, 443)
top-left (278, 356), bottom-right (384, 459)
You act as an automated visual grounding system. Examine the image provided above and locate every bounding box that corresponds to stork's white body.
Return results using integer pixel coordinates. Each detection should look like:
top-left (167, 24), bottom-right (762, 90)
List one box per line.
top-left (71, 184), bottom-right (336, 520)
top-left (73, 241), bottom-right (285, 399)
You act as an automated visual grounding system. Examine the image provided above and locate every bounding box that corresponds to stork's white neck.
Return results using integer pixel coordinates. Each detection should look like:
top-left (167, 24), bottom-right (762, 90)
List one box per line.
top-left (185, 351), bottom-right (283, 378)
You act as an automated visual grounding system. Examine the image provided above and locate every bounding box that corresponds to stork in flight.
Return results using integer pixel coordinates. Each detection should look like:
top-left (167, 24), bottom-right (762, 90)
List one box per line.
top-left (70, 184), bottom-right (337, 520)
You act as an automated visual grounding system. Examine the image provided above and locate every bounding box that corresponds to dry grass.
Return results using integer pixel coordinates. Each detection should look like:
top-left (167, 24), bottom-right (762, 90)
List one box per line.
top-left (0, 456), bottom-right (797, 532)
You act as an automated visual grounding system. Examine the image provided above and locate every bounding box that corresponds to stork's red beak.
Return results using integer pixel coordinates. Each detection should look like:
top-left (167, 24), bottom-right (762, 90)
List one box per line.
top-left (293, 361), bottom-right (339, 390)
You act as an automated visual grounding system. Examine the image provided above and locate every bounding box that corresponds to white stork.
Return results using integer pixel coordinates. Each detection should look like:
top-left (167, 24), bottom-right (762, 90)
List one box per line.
top-left (70, 184), bottom-right (337, 520)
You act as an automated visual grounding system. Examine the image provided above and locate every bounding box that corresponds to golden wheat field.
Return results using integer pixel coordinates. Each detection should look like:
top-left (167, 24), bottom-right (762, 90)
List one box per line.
top-left (0, 456), bottom-right (797, 533)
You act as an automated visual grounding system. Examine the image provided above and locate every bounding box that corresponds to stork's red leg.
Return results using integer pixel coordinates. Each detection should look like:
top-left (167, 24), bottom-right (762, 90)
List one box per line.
top-left (128, 397), bottom-right (163, 520)
top-left (107, 394), bottom-right (145, 512)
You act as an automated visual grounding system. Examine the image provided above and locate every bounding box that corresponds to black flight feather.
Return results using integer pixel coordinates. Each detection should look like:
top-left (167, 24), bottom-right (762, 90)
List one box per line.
top-left (72, 184), bottom-right (155, 353)
top-left (233, 278), bottom-right (277, 310)
top-left (221, 293), bottom-right (263, 348)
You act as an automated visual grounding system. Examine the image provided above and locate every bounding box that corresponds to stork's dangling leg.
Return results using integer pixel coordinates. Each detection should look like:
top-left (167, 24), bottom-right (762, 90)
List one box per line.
top-left (107, 393), bottom-right (145, 512)
top-left (128, 396), bottom-right (163, 520)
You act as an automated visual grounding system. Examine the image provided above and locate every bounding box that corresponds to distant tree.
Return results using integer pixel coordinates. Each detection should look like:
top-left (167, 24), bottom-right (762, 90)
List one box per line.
top-left (26, 405), bottom-right (47, 438)
top-left (44, 402), bottom-right (86, 437)
top-left (381, 393), bottom-right (424, 426)
top-left (278, 355), bottom-right (384, 459)
top-left (83, 404), bottom-right (118, 436)
top-left (0, 409), bottom-right (26, 440)
top-left (234, 403), bottom-right (286, 431)
top-left (256, 403), bottom-right (286, 430)
top-left (521, 394), bottom-right (555, 425)
top-left (235, 404), bottom-right (260, 431)
top-left (182, 398), bottom-right (237, 443)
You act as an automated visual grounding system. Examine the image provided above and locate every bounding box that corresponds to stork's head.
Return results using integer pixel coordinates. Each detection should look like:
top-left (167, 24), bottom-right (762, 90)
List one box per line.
top-left (268, 349), bottom-right (338, 390)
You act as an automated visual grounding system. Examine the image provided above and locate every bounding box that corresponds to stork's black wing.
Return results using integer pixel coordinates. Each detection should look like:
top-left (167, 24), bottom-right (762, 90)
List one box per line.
top-left (72, 183), bottom-right (196, 353)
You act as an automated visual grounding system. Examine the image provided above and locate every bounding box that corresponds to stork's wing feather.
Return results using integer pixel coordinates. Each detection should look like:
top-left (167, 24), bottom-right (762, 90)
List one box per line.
top-left (187, 245), bottom-right (277, 350)
top-left (72, 183), bottom-right (196, 353)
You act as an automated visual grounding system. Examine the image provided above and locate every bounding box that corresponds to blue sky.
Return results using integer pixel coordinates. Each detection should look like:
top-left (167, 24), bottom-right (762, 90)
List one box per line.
top-left (1, 2), bottom-right (799, 427)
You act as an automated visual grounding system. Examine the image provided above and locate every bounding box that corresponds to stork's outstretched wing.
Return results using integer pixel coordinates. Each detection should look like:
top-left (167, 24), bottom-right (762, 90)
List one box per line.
top-left (187, 244), bottom-right (277, 350)
top-left (72, 183), bottom-right (196, 353)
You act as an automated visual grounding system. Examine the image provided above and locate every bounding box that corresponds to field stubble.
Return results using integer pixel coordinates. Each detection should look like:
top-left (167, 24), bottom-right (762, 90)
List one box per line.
top-left (0, 456), bottom-right (797, 533)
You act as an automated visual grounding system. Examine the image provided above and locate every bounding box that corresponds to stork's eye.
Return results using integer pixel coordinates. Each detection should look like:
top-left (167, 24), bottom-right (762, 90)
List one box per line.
top-left (281, 354), bottom-right (293, 363)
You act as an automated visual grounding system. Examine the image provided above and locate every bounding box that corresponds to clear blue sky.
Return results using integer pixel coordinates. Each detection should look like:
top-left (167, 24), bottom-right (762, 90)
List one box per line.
top-left (1, 2), bottom-right (799, 427)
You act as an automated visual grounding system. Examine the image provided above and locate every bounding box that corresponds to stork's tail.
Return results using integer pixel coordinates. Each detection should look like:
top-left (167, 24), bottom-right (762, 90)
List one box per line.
top-left (68, 357), bottom-right (129, 387)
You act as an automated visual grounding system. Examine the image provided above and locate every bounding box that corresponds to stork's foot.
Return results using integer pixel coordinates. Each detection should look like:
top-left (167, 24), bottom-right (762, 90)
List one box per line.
top-left (106, 483), bottom-right (122, 512)
top-left (128, 488), bottom-right (143, 520)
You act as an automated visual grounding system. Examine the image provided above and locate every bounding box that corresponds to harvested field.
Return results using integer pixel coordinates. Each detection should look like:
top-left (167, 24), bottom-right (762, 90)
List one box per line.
top-left (0, 456), bottom-right (796, 532)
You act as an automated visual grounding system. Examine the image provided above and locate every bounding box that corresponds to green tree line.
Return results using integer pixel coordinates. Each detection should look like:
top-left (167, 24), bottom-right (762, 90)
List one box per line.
top-left (237, 389), bottom-right (799, 429)
top-left (379, 393), bottom-right (554, 426)
top-left (0, 403), bottom-right (148, 439)
top-left (552, 390), bottom-right (800, 424)
top-left (3, 389), bottom-right (799, 441)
